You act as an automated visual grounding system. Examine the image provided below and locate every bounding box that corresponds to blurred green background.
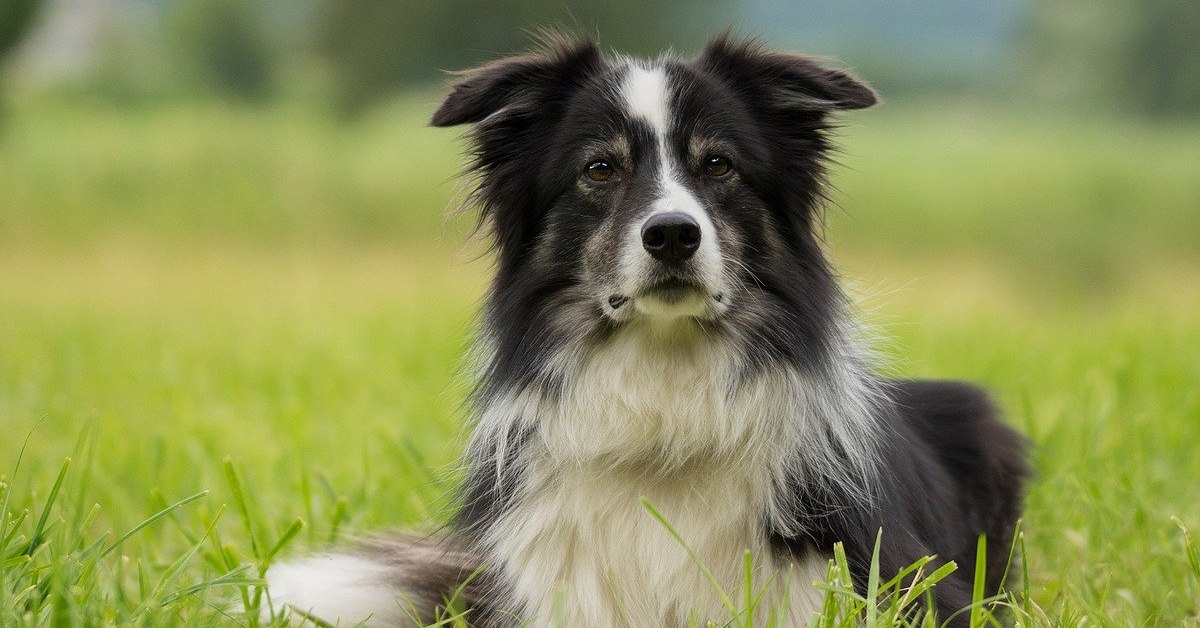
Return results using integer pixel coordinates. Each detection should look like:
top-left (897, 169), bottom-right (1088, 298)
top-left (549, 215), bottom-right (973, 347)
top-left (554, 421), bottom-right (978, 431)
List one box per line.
top-left (1, 0), bottom-right (1199, 625)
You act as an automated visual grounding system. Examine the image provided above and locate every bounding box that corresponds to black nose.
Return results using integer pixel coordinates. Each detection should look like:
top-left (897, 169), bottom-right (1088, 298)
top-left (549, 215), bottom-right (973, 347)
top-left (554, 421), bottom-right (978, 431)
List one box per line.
top-left (641, 212), bottom-right (701, 263)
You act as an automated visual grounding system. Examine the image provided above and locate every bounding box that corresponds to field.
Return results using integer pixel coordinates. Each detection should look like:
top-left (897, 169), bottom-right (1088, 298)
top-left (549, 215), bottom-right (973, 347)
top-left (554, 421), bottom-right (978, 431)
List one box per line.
top-left (2, 94), bottom-right (1199, 625)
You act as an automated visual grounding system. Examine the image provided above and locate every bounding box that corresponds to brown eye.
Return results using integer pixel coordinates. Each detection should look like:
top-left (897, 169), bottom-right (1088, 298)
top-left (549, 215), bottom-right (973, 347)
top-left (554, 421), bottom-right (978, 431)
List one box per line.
top-left (702, 155), bottom-right (732, 178)
top-left (584, 160), bottom-right (615, 183)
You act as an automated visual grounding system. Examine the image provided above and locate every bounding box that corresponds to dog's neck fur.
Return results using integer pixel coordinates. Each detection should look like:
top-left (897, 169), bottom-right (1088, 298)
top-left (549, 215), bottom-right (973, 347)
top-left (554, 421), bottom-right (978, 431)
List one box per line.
top-left (463, 319), bottom-right (883, 624)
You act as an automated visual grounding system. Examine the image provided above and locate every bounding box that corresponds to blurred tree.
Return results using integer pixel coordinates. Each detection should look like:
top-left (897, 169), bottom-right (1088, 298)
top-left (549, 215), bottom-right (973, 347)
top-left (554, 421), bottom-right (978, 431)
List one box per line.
top-left (1117, 0), bottom-right (1200, 118)
top-left (1022, 0), bottom-right (1200, 118)
top-left (0, 0), bottom-right (46, 126)
top-left (167, 0), bottom-right (277, 100)
top-left (0, 0), bottom-right (45, 64)
top-left (311, 0), bottom-right (714, 116)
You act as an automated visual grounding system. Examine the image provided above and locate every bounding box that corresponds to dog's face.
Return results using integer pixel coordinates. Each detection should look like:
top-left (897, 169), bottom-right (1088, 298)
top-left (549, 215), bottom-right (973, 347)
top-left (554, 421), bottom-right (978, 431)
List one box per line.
top-left (551, 60), bottom-right (747, 322)
top-left (434, 35), bottom-right (874, 380)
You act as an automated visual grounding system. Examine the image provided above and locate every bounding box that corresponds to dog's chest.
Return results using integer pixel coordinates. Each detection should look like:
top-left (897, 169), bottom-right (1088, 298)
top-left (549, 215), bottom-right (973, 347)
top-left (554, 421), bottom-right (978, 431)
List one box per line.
top-left (485, 335), bottom-right (826, 625)
top-left (489, 462), bottom-right (826, 626)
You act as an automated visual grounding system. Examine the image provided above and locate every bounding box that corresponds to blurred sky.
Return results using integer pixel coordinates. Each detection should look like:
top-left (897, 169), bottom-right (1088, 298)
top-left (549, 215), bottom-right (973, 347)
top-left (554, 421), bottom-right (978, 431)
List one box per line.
top-left (744, 0), bottom-right (1023, 86)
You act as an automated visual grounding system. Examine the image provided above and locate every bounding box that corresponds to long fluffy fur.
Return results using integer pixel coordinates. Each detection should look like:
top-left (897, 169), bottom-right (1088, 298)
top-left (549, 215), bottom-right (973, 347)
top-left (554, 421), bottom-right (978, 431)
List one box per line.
top-left (266, 34), bottom-right (1028, 627)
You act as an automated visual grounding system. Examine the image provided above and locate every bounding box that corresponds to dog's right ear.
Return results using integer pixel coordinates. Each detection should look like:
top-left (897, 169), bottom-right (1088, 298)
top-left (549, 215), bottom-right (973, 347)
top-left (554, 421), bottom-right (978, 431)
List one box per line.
top-left (431, 35), bottom-right (603, 127)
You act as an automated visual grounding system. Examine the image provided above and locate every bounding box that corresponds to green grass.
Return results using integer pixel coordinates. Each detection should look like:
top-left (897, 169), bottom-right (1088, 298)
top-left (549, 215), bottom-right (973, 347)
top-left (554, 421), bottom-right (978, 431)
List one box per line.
top-left (1, 94), bottom-right (1199, 625)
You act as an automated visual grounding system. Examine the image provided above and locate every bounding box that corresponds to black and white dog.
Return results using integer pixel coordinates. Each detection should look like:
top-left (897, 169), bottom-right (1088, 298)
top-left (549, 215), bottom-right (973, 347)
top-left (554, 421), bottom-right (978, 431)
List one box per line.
top-left (267, 35), bottom-right (1028, 626)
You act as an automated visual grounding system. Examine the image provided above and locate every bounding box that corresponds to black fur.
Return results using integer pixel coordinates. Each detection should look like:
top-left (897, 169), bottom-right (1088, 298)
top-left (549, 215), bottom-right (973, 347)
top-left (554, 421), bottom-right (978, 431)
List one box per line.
top-left (772, 381), bottom-right (1028, 621)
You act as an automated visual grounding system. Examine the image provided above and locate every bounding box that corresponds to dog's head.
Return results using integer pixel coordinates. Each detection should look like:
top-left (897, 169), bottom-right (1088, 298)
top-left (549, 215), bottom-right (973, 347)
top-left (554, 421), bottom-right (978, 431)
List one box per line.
top-left (434, 34), bottom-right (875, 376)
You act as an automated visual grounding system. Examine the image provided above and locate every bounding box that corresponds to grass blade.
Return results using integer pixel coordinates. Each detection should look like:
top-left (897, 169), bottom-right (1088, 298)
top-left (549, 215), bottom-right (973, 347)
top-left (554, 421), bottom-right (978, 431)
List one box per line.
top-left (22, 457), bottom-right (71, 556)
top-left (743, 548), bottom-right (754, 627)
top-left (224, 458), bottom-right (267, 560)
top-left (96, 490), bottom-right (208, 559)
top-left (641, 496), bottom-right (737, 617)
top-left (1, 424), bottom-right (42, 554)
top-left (896, 561), bottom-right (957, 611)
top-left (865, 528), bottom-right (882, 626)
top-left (260, 517), bottom-right (305, 572)
top-left (160, 565), bottom-right (261, 605)
top-left (328, 495), bottom-right (349, 544)
top-left (133, 505), bottom-right (226, 617)
top-left (997, 519), bottom-right (1022, 592)
top-left (969, 534), bottom-right (987, 627)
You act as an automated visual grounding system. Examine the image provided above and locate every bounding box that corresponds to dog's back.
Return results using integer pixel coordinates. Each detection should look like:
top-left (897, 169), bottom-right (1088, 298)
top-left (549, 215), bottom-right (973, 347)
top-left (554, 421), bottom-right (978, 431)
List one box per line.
top-left (890, 380), bottom-right (1029, 592)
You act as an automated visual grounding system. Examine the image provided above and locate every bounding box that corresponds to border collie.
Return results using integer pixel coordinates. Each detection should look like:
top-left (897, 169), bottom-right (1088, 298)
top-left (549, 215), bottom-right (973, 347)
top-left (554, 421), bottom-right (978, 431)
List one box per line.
top-left (266, 34), bottom-right (1028, 626)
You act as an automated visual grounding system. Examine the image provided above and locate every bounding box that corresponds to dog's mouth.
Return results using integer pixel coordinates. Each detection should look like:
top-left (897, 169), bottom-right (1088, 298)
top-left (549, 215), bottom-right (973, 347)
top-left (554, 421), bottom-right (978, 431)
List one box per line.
top-left (640, 277), bottom-right (707, 304)
top-left (605, 277), bottom-right (726, 321)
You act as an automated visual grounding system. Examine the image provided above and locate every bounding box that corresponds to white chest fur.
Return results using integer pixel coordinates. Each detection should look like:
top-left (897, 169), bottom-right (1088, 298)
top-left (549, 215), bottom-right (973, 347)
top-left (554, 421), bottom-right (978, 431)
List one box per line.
top-left (475, 327), bottom-right (832, 626)
top-left (488, 461), bottom-right (828, 626)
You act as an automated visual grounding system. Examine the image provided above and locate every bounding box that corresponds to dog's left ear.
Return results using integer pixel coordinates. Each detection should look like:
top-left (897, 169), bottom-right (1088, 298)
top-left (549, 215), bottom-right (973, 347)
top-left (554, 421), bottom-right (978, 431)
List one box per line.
top-left (696, 35), bottom-right (877, 112)
top-left (431, 34), bottom-right (603, 127)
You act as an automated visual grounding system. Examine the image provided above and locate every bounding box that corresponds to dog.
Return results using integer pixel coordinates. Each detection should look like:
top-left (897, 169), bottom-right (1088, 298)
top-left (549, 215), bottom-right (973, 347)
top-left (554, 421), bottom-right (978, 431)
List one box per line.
top-left (265, 34), bottom-right (1029, 626)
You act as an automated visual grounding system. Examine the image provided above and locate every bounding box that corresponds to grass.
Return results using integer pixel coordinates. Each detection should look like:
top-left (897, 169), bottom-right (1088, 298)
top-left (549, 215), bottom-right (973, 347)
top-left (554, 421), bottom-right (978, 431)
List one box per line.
top-left (1, 93), bottom-right (1199, 625)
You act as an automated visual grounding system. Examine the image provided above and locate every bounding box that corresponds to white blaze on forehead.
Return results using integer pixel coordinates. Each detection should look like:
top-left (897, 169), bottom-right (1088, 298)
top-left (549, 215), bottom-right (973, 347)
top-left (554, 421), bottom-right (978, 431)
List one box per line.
top-left (616, 61), bottom-right (727, 308)
top-left (621, 63), bottom-right (671, 138)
